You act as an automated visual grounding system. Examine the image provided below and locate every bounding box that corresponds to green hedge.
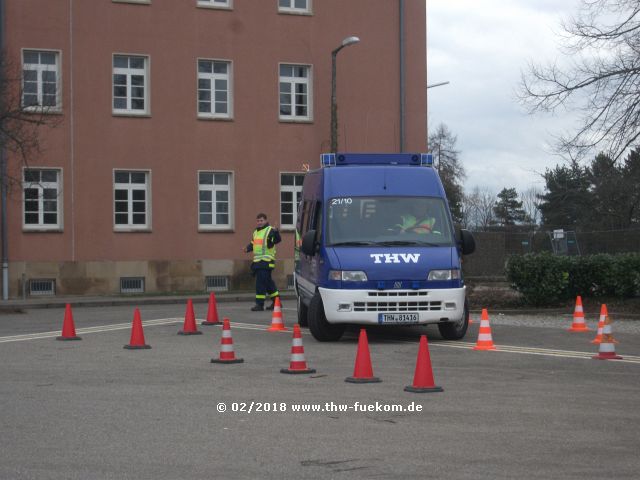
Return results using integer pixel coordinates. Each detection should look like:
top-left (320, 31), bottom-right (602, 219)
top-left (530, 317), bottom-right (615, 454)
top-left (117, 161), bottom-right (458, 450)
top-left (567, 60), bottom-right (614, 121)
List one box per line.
top-left (505, 253), bottom-right (640, 305)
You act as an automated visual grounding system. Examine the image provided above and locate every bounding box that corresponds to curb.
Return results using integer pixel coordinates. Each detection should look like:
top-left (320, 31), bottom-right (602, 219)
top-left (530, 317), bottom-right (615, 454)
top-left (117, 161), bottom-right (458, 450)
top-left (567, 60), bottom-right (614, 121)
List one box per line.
top-left (0, 291), bottom-right (297, 311)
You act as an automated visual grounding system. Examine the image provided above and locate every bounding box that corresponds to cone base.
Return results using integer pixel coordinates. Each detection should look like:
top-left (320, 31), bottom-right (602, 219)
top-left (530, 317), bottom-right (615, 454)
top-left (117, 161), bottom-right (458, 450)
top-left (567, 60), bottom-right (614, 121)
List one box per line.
top-left (345, 376), bottom-right (381, 383)
top-left (211, 358), bottom-right (244, 364)
top-left (56, 336), bottom-right (81, 341)
top-left (178, 330), bottom-right (203, 335)
top-left (201, 321), bottom-right (221, 326)
top-left (281, 367), bottom-right (316, 374)
top-left (593, 353), bottom-right (623, 360)
top-left (404, 385), bottom-right (443, 393)
top-left (124, 344), bottom-right (151, 349)
top-left (473, 345), bottom-right (496, 351)
top-left (267, 326), bottom-right (288, 332)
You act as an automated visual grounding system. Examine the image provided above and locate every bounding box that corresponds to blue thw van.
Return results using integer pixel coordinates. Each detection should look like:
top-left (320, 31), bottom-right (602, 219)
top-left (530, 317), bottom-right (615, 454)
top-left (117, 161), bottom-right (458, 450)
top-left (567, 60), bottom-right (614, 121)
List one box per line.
top-left (295, 153), bottom-right (476, 341)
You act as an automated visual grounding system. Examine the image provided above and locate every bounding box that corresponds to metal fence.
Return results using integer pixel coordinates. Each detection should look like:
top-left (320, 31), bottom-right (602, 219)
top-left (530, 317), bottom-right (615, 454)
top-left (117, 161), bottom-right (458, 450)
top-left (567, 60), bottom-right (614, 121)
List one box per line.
top-left (464, 228), bottom-right (640, 278)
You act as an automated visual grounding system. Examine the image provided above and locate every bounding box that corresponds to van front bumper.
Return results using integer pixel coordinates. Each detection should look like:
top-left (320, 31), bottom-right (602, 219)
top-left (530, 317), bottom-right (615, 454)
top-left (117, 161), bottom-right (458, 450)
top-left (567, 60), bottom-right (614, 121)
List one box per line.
top-left (318, 287), bottom-right (466, 325)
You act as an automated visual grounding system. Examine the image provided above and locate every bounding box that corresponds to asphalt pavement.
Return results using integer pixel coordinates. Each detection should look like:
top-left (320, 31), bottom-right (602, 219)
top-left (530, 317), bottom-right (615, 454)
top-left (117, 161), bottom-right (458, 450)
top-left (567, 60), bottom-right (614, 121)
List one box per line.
top-left (1, 300), bottom-right (639, 479)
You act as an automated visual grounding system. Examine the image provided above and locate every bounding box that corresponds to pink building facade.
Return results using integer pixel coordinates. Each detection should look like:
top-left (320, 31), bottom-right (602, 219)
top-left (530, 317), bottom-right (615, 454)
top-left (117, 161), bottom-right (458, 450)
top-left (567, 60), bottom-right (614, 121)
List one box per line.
top-left (2, 0), bottom-right (426, 297)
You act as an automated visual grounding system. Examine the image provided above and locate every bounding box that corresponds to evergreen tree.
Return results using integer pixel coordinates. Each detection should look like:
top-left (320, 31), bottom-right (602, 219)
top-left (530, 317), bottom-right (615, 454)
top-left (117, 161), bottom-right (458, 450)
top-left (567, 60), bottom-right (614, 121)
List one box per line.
top-left (493, 188), bottom-right (526, 226)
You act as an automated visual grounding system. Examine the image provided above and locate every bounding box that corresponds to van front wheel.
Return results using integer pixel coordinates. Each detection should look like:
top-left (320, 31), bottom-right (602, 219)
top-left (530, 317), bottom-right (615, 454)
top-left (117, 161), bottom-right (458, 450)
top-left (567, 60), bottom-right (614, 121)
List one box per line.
top-left (297, 294), bottom-right (308, 327)
top-left (308, 293), bottom-right (345, 342)
top-left (438, 299), bottom-right (469, 340)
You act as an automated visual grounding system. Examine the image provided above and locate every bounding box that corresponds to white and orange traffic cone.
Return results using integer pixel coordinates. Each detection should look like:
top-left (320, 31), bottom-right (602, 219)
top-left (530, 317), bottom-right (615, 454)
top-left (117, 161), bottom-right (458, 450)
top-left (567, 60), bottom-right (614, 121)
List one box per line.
top-left (591, 304), bottom-right (611, 344)
top-left (593, 316), bottom-right (622, 360)
top-left (267, 297), bottom-right (288, 332)
top-left (568, 296), bottom-right (590, 332)
top-left (473, 308), bottom-right (496, 351)
top-left (281, 324), bottom-right (316, 374)
top-left (211, 318), bottom-right (244, 364)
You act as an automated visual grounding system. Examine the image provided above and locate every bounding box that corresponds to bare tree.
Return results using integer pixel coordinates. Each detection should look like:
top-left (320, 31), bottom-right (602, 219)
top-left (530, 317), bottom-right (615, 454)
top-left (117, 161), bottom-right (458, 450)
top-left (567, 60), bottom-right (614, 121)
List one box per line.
top-left (1, 51), bottom-right (59, 185)
top-left (519, 0), bottom-right (640, 163)
top-left (462, 186), bottom-right (496, 231)
top-left (520, 186), bottom-right (543, 227)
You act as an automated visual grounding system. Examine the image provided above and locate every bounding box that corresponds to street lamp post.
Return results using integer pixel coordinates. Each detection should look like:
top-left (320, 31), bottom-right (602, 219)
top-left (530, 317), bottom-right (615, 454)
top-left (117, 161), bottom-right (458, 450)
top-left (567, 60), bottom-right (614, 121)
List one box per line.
top-left (331, 36), bottom-right (360, 154)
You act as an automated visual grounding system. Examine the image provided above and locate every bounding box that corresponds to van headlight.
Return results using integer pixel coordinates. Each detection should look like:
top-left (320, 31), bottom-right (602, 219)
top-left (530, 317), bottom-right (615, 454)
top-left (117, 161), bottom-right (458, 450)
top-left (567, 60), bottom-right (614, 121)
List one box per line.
top-left (428, 269), bottom-right (460, 281)
top-left (329, 270), bottom-right (368, 282)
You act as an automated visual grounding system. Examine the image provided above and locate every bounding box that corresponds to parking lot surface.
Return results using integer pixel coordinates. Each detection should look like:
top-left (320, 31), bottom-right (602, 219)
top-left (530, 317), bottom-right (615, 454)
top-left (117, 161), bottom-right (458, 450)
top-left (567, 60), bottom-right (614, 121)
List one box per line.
top-left (1, 301), bottom-right (639, 479)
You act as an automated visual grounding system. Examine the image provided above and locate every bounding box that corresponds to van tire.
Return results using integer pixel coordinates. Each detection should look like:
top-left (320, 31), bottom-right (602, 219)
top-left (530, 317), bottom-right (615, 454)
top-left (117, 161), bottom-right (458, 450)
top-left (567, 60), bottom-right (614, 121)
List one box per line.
top-left (308, 293), bottom-right (345, 342)
top-left (297, 294), bottom-right (309, 327)
top-left (438, 299), bottom-right (469, 340)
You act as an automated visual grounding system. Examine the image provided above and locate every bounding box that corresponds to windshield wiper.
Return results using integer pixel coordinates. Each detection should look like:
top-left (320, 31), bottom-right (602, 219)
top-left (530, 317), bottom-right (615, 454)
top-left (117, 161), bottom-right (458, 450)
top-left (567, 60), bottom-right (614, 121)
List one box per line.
top-left (330, 241), bottom-right (378, 246)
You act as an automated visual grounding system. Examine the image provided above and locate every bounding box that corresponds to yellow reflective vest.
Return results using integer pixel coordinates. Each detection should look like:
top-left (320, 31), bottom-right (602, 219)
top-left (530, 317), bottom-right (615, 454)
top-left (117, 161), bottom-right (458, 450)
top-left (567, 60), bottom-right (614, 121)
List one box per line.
top-left (252, 226), bottom-right (276, 263)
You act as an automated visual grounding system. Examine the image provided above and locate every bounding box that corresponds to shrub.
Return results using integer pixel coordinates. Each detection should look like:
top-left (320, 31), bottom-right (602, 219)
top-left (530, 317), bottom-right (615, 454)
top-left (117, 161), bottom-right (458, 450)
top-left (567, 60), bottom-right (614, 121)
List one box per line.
top-left (505, 253), bottom-right (640, 305)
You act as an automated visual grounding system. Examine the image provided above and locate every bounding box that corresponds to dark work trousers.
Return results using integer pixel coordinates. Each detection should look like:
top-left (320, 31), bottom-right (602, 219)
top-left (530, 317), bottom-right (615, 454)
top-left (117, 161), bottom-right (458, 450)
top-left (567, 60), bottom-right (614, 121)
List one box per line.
top-left (253, 266), bottom-right (278, 306)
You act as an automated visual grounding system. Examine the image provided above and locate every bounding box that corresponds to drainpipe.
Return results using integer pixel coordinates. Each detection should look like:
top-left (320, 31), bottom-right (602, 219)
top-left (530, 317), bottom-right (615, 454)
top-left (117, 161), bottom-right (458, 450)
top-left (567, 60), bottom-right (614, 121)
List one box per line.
top-left (399, 0), bottom-right (405, 152)
top-left (0, 0), bottom-right (9, 300)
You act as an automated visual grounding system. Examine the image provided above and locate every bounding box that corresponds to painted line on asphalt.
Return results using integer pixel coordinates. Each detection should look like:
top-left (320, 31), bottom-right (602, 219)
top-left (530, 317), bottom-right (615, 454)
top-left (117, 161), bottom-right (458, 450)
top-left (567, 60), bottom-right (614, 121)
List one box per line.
top-left (2, 318), bottom-right (639, 364)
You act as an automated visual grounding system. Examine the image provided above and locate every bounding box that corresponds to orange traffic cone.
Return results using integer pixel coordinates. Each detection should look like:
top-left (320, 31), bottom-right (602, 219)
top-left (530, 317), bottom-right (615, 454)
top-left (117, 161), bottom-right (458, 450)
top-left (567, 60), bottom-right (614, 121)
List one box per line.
top-left (568, 296), bottom-right (590, 332)
top-left (345, 329), bottom-right (381, 383)
top-left (124, 308), bottom-right (151, 349)
top-left (56, 304), bottom-right (82, 341)
top-left (593, 316), bottom-right (623, 360)
top-left (211, 318), bottom-right (244, 364)
top-left (591, 304), bottom-right (609, 344)
top-left (281, 324), bottom-right (316, 374)
top-left (404, 335), bottom-right (443, 393)
top-left (473, 308), bottom-right (496, 351)
top-left (178, 298), bottom-right (202, 335)
top-left (201, 292), bottom-right (221, 326)
top-left (267, 296), bottom-right (288, 332)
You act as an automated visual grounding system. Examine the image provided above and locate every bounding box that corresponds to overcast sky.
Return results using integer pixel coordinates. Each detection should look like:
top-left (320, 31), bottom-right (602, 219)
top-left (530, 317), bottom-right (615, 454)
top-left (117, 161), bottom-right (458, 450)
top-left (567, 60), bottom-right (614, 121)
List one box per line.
top-left (426, 0), bottom-right (582, 195)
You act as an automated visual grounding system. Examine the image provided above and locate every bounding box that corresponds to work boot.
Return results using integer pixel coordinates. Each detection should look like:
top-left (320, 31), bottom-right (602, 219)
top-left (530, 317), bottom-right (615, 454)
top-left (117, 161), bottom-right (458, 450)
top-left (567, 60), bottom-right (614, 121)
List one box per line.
top-left (251, 304), bottom-right (264, 312)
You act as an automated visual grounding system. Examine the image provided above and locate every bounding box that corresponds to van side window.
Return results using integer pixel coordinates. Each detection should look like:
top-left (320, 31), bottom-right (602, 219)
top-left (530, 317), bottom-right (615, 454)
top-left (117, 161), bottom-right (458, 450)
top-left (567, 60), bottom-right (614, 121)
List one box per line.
top-left (300, 200), bottom-right (312, 234)
top-left (312, 201), bottom-right (322, 241)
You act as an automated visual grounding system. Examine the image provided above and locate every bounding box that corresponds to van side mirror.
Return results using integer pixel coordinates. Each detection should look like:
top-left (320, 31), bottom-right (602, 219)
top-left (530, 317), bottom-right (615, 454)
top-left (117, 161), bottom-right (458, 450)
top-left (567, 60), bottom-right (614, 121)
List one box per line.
top-left (301, 230), bottom-right (318, 256)
top-left (459, 229), bottom-right (476, 255)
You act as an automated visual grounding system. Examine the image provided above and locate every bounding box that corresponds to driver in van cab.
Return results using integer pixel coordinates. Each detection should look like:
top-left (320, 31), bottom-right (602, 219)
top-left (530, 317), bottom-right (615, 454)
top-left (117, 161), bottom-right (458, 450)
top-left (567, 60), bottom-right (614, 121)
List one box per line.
top-left (396, 204), bottom-right (437, 234)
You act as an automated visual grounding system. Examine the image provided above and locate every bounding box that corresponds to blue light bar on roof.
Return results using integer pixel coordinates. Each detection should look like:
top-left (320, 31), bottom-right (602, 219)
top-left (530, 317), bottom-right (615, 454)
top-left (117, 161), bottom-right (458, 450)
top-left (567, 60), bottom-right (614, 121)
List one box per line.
top-left (321, 153), bottom-right (336, 167)
top-left (421, 153), bottom-right (434, 166)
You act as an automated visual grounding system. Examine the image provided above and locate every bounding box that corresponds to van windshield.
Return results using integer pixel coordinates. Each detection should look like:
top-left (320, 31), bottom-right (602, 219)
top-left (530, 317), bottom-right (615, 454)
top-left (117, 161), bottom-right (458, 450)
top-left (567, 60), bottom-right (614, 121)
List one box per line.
top-left (327, 196), bottom-right (454, 246)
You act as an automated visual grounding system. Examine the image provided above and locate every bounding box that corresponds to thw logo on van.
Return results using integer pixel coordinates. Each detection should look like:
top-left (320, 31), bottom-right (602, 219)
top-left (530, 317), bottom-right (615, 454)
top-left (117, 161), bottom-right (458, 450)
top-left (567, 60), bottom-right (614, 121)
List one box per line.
top-left (370, 253), bottom-right (421, 264)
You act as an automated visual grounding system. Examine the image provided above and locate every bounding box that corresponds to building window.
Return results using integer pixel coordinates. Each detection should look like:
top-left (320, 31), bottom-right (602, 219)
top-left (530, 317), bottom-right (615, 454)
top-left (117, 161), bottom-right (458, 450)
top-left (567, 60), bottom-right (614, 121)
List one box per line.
top-left (22, 50), bottom-right (61, 111)
top-left (198, 171), bottom-right (233, 229)
top-left (278, 0), bottom-right (311, 14)
top-left (113, 1), bottom-right (151, 4)
top-left (23, 168), bottom-right (62, 229)
top-left (197, 0), bottom-right (232, 8)
top-left (197, 59), bottom-right (232, 119)
top-left (279, 64), bottom-right (311, 121)
top-left (280, 173), bottom-right (304, 228)
top-left (114, 171), bottom-right (150, 229)
top-left (113, 55), bottom-right (149, 115)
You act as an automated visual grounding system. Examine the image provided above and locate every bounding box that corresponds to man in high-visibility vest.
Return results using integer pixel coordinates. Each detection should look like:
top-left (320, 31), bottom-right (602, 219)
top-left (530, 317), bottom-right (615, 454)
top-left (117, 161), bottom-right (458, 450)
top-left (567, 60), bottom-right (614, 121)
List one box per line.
top-left (243, 213), bottom-right (282, 311)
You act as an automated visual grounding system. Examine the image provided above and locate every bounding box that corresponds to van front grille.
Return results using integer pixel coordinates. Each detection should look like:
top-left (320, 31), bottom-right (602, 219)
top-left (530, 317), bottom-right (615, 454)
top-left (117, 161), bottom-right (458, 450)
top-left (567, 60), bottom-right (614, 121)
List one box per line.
top-left (353, 301), bottom-right (441, 312)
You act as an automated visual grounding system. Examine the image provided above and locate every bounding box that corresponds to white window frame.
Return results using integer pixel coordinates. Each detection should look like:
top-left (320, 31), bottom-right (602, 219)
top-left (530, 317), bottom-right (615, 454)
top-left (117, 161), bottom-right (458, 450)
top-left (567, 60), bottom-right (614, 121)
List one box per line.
top-left (279, 63), bottom-right (312, 122)
top-left (197, 0), bottom-right (232, 9)
top-left (197, 59), bottom-right (233, 119)
top-left (22, 168), bottom-right (63, 231)
top-left (280, 173), bottom-right (305, 230)
top-left (21, 49), bottom-right (62, 112)
top-left (113, 170), bottom-right (151, 231)
top-left (278, 0), bottom-right (311, 15)
top-left (112, 54), bottom-right (150, 116)
top-left (198, 171), bottom-right (234, 231)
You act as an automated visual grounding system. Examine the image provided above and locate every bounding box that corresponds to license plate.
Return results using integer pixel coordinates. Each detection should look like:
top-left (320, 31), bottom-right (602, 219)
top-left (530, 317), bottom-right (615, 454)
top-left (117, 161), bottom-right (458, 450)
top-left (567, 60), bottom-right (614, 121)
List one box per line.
top-left (378, 313), bottom-right (419, 324)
